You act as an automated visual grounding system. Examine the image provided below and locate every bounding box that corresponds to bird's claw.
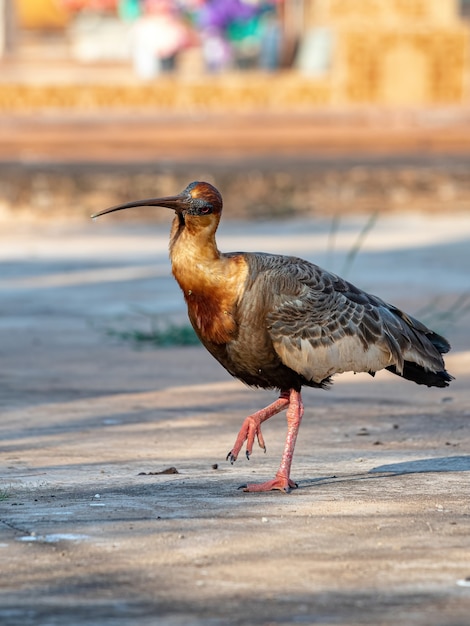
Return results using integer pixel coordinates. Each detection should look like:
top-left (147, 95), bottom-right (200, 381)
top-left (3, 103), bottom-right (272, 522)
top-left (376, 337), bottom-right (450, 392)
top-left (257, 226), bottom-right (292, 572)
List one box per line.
top-left (247, 448), bottom-right (265, 460)
top-left (226, 451), bottom-right (237, 465)
top-left (226, 415), bottom-right (267, 465)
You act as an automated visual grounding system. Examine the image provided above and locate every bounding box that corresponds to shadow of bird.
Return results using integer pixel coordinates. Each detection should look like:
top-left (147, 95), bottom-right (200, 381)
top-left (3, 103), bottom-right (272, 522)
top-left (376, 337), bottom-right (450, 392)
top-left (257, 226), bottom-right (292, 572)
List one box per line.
top-left (92, 181), bottom-right (453, 493)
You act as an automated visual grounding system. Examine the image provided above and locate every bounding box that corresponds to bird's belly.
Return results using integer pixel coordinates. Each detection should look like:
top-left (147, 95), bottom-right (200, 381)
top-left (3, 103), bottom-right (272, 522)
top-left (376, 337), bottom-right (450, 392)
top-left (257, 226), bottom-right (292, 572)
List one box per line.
top-left (217, 333), bottom-right (307, 391)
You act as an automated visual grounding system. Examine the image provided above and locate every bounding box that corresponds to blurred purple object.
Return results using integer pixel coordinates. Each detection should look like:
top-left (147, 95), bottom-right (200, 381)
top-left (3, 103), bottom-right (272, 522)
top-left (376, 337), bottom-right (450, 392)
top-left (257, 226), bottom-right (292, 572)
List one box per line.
top-left (199, 0), bottom-right (257, 30)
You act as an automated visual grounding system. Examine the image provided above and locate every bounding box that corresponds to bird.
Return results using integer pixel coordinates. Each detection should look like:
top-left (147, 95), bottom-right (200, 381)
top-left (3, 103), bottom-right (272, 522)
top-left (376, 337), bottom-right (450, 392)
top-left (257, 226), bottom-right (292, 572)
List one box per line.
top-left (92, 181), bottom-right (453, 493)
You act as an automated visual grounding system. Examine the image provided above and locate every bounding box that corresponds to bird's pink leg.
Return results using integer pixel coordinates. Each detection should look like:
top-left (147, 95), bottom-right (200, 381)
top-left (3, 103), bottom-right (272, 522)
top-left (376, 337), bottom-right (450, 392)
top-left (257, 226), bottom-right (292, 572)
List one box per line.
top-left (227, 391), bottom-right (290, 463)
top-left (243, 389), bottom-right (304, 493)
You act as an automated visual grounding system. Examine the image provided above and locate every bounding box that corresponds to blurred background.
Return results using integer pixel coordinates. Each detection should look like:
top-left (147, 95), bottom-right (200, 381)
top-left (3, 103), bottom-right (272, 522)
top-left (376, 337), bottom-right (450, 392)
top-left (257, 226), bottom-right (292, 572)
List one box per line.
top-left (2, 8), bottom-right (470, 624)
top-left (0, 0), bottom-right (469, 361)
top-left (2, 0), bottom-right (470, 87)
top-left (1, 0), bottom-right (470, 220)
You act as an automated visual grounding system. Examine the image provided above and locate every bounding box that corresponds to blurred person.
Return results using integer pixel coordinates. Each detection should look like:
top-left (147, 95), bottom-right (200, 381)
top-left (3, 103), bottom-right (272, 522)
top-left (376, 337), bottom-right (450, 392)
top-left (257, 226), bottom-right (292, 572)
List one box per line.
top-left (259, 6), bottom-right (282, 71)
top-left (197, 0), bottom-right (256, 71)
top-left (130, 0), bottom-right (190, 78)
top-left (227, 8), bottom-right (261, 69)
top-left (201, 25), bottom-right (232, 72)
top-left (196, 0), bottom-right (282, 72)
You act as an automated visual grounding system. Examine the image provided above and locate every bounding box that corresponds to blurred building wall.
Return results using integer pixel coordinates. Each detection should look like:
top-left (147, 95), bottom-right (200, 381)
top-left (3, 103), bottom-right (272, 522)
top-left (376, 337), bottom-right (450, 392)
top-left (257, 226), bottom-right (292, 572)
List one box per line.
top-left (299, 0), bottom-right (469, 104)
top-left (306, 0), bottom-right (460, 26)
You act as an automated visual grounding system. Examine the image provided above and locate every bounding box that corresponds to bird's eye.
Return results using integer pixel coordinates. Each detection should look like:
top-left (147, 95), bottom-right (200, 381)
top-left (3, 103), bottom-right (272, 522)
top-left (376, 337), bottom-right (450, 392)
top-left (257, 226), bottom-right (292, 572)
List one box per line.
top-left (188, 198), bottom-right (213, 215)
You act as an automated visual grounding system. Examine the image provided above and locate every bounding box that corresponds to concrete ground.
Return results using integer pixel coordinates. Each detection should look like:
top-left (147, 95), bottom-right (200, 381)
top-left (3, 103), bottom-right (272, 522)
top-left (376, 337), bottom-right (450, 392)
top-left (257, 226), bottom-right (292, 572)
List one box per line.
top-left (0, 211), bottom-right (469, 625)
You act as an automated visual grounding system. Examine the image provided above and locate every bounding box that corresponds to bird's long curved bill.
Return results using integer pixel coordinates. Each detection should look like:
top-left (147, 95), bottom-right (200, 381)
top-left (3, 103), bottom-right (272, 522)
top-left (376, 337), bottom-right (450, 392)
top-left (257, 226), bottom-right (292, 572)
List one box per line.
top-left (91, 195), bottom-right (184, 219)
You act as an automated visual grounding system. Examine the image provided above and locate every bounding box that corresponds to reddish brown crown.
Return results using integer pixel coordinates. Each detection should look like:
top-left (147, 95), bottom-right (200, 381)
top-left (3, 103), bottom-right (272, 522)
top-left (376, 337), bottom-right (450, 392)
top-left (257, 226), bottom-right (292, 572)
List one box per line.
top-left (186, 181), bottom-right (223, 214)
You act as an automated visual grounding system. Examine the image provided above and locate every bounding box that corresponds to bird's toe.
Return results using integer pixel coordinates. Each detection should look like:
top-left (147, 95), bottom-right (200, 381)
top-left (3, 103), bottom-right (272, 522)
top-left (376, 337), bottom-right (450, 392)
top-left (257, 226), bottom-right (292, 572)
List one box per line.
top-left (226, 450), bottom-right (237, 464)
top-left (241, 475), bottom-right (298, 493)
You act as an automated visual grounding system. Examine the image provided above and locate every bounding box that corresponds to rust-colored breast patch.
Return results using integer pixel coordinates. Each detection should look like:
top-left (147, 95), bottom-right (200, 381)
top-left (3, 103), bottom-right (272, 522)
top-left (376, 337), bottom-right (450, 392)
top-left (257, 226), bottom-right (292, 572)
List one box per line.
top-left (179, 254), bottom-right (248, 346)
top-left (186, 292), bottom-right (236, 344)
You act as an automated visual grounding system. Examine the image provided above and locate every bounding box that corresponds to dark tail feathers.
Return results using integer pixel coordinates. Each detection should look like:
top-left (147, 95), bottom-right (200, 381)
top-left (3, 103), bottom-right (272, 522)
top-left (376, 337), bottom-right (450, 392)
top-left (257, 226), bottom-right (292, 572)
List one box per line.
top-left (386, 362), bottom-right (454, 388)
top-left (428, 330), bottom-right (451, 355)
top-left (386, 329), bottom-right (454, 388)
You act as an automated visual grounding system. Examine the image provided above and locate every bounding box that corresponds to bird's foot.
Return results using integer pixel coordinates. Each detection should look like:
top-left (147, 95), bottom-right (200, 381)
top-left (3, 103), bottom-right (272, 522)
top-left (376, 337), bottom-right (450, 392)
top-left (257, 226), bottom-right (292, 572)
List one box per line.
top-left (226, 394), bottom-right (290, 464)
top-left (226, 414), bottom-right (267, 464)
top-left (240, 473), bottom-right (298, 493)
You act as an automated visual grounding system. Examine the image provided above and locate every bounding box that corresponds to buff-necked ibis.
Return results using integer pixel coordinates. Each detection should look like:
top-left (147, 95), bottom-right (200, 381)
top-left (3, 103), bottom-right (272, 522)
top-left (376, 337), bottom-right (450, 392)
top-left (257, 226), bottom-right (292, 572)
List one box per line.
top-left (93, 181), bottom-right (453, 493)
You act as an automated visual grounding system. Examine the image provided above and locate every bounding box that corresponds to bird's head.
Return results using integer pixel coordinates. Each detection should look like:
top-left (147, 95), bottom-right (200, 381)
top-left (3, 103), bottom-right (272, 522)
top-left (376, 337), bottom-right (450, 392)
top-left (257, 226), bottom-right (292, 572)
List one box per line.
top-left (92, 181), bottom-right (223, 226)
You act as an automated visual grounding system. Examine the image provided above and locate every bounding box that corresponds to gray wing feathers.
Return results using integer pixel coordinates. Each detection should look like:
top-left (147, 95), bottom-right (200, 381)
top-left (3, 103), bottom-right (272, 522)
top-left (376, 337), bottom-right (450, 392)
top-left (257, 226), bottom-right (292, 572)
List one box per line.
top-left (246, 254), bottom-right (447, 384)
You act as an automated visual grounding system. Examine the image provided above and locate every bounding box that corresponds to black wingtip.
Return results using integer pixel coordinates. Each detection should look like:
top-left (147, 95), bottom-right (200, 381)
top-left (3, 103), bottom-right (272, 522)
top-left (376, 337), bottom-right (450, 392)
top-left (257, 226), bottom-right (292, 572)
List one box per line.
top-left (429, 332), bottom-right (452, 355)
top-left (386, 362), bottom-right (454, 388)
